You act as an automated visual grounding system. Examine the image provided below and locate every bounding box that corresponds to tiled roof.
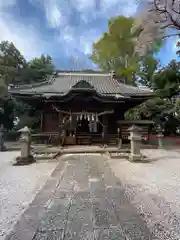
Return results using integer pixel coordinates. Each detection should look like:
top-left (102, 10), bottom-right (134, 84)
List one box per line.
top-left (9, 72), bottom-right (153, 98)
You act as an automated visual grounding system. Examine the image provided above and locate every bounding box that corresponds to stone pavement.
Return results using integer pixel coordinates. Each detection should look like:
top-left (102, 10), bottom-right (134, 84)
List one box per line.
top-left (5, 154), bottom-right (154, 240)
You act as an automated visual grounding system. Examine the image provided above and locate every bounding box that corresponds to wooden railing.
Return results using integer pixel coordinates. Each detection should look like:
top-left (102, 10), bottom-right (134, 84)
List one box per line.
top-left (31, 125), bottom-right (150, 145)
top-left (121, 125), bottom-right (149, 140)
top-left (117, 120), bottom-right (153, 141)
top-left (31, 132), bottom-right (59, 145)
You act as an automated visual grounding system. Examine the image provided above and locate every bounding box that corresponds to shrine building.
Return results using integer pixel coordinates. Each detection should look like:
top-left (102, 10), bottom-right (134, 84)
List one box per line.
top-left (9, 71), bottom-right (153, 145)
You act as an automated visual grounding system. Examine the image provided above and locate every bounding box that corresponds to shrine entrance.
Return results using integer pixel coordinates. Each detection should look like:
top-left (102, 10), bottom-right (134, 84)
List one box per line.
top-left (52, 105), bottom-right (112, 145)
top-left (76, 113), bottom-right (100, 134)
top-left (59, 111), bottom-right (102, 145)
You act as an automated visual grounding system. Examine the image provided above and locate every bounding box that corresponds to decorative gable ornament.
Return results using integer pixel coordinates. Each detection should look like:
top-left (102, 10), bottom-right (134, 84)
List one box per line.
top-left (72, 80), bottom-right (95, 90)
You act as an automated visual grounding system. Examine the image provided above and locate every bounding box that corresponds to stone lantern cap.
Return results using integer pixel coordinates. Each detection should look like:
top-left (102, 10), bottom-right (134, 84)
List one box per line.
top-left (128, 124), bottom-right (142, 132)
top-left (18, 126), bottom-right (31, 133)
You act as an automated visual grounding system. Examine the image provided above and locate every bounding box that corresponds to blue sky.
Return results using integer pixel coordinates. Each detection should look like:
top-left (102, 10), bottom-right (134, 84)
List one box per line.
top-left (0, 0), bottom-right (178, 70)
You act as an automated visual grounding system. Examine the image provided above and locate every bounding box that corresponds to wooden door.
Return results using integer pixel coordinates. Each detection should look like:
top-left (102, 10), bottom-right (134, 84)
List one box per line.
top-left (43, 112), bottom-right (59, 132)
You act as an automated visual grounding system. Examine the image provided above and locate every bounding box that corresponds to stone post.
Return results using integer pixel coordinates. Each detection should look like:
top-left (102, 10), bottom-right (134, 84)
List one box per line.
top-left (128, 125), bottom-right (143, 162)
top-left (156, 125), bottom-right (164, 148)
top-left (15, 126), bottom-right (35, 165)
top-left (0, 124), bottom-right (6, 151)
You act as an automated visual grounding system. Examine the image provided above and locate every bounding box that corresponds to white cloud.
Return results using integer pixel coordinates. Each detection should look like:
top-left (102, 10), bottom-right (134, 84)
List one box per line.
top-left (100, 0), bottom-right (137, 15)
top-left (72, 0), bottom-right (96, 11)
top-left (0, 12), bottom-right (47, 60)
top-left (44, 3), bottom-right (63, 28)
top-left (32, 0), bottom-right (72, 28)
top-left (38, 0), bottom-right (139, 56)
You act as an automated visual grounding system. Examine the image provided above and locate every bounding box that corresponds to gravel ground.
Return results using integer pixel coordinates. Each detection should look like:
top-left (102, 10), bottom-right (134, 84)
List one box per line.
top-left (0, 152), bottom-right (58, 240)
top-left (108, 149), bottom-right (180, 239)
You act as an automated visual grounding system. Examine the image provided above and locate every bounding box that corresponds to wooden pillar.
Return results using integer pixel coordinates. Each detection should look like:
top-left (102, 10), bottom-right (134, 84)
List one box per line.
top-left (102, 115), bottom-right (108, 145)
top-left (58, 112), bottom-right (61, 135)
top-left (40, 111), bottom-right (44, 132)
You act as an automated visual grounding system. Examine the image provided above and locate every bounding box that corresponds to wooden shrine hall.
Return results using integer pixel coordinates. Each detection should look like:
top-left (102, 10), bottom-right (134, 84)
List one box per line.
top-left (9, 71), bottom-right (154, 145)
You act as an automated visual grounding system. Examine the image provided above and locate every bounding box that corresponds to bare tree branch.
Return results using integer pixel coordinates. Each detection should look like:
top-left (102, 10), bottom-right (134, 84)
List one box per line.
top-left (162, 32), bottom-right (180, 38)
top-left (151, 0), bottom-right (180, 30)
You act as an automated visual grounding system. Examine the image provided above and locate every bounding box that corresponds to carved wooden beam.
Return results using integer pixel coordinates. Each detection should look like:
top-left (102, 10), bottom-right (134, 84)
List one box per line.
top-left (97, 110), bottom-right (114, 116)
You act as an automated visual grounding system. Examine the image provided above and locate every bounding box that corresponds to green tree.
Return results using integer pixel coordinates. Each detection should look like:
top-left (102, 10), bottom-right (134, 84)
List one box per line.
top-left (90, 15), bottom-right (161, 84)
top-left (0, 41), bottom-right (26, 85)
top-left (125, 60), bottom-right (180, 135)
top-left (0, 41), bottom-right (55, 131)
top-left (28, 55), bottom-right (54, 82)
top-left (152, 60), bottom-right (180, 99)
top-left (138, 55), bottom-right (159, 87)
top-left (0, 41), bottom-right (55, 85)
top-left (90, 16), bottom-right (140, 84)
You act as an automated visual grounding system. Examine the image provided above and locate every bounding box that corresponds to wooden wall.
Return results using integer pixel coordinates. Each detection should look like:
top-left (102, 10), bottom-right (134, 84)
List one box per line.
top-left (41, 104), bottom-right (59, 132)
top-left (40, 100), bottom-right (127, 133)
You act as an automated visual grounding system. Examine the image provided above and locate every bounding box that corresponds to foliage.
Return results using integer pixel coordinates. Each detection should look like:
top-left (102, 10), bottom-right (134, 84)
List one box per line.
top-left (90, 15), bottom-right (161, 84)
top-left (125, 97), bottom-right (172, 120)
top-left (139, 55), bottom-right (159, 86)
top-left (0, 41), bottom-right (55, 131)
top-left (0, 76), bottom-right (8, 99)
top-left (0, 41), bottom-right (26, 85)
top-left (28, 55), bottom-right (54, 82)
top-left (125, 60), bottom-right (180, 135)
top-left (152, 60), bottom-right (180, 98)
top-left (0, 41), bottom-right (54, 85)
top-left (0, 97), bottom-right (15, 130)
top-left (90, 16), bottom-right (140, 84)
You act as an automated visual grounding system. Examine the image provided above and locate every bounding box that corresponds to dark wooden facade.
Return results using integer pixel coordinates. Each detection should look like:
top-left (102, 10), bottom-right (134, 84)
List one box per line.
top-left (9, 72), bottom-right (154, 145)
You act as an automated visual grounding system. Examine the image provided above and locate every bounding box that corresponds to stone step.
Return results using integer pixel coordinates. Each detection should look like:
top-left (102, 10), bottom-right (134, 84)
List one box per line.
top-left (109, 152), bottom-right (129, 159)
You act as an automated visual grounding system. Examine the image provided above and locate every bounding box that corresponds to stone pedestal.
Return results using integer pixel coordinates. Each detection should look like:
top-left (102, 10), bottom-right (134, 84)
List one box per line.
top-left (157, 133), bottom-right (164, 148)
top-left (128, 125), bottom-right (143, 162)
top-left (15, 126), bottom-right (35, 165)
top-left (117, 128), bottom-right (122, 149)
top-left (117, 138), bottom-right (122, 149)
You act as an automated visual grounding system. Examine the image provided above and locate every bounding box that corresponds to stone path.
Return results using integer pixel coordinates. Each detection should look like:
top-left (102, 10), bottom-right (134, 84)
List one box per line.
top-left (5, 154), bottom-right (153, 240)
top-left (0, 152), bottom-right (58, 240)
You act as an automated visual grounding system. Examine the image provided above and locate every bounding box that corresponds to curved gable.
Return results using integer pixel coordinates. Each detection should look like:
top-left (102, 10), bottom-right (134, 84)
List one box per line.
top-left (72, 80), bottom-right (95, 91)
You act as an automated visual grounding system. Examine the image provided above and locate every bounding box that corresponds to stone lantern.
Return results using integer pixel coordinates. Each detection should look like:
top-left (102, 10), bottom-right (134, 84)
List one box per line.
top-left (128, 125), bottom-right (143, 161)
top-left (15, 126), bottom-right (35, 165)
top-left (156, 124), bottom-right (164, 148)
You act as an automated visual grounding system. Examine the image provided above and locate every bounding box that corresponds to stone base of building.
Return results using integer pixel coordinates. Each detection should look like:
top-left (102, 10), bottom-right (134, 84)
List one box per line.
top-left (129, 153), bottom-right (143, 162)
top-left (14, 155), bottom-right (36, 166)
top-left (157, 145), bottom-right (164, 149)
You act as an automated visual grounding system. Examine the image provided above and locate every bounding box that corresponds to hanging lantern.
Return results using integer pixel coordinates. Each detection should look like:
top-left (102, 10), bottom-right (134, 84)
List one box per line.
top-left (80, 113), bottom-right (82, 120)
top-left (87, 114), bottom-right (90, 121)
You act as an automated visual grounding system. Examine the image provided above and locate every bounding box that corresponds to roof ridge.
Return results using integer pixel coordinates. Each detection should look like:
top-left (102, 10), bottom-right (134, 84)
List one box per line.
top-left (57, 72), bottom-right (112, 77)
